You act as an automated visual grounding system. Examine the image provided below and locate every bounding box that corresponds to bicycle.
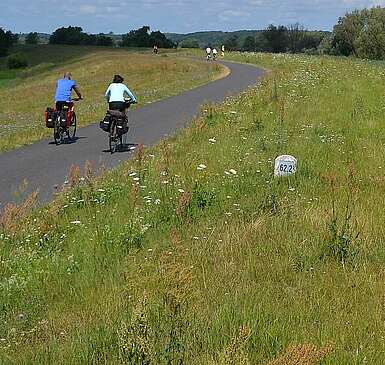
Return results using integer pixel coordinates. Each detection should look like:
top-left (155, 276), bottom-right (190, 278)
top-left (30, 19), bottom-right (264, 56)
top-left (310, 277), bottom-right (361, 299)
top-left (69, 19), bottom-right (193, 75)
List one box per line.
top-left (53, 98), bottom-right (81, 145)
top-left (108, 100), bottom-right (133, 154)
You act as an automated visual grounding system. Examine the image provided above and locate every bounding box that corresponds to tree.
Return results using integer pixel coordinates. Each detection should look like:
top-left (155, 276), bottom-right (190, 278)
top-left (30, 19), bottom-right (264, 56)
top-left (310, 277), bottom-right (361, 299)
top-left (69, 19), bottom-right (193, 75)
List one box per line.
top-left (332, 9), bottom-right (364, 56)
top-left (331, 7), bottom-right (385, 59)
top-left (287, 23), bottom-right (306, 53)
top-left (49, 26), bottom-right (86, 45)
top-left (0, 28), bottom-right (18, 57)
top-left (355, 7), bottom-right (385, 59)
top-left (150, 31), bottom-right (174, 48)
top-left (262, 25), bottom-right (288, 53)
top-left (49, 26), bottom-right (113, 47)
top-left (122, 26), bottom-right (152, 47)
top-left (122, 26), bottom-right (175, 48)
top-left (242, 36), bottom-right (256, 51)
top-left (224, 35), bottom-right (239, 51)
top-left (25, 32), bottom-right (39, 44)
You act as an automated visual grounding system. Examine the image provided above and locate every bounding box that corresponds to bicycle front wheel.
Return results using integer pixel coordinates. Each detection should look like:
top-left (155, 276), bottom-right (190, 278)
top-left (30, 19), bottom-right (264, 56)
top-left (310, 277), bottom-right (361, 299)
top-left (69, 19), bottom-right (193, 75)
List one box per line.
top-left (67, 112), bottom-right (77, 141)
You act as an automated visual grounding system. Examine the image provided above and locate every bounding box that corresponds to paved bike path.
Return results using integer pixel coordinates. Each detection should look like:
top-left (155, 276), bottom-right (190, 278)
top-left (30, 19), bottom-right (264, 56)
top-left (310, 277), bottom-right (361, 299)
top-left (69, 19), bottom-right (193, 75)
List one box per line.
top-left (0, 61), bottom-right (265, 206)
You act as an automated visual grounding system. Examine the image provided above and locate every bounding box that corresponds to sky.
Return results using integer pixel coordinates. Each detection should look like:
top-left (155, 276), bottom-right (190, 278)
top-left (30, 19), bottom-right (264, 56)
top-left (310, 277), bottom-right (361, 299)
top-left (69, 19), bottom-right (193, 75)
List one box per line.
top-left (2, 0), bottom-right (385, 34)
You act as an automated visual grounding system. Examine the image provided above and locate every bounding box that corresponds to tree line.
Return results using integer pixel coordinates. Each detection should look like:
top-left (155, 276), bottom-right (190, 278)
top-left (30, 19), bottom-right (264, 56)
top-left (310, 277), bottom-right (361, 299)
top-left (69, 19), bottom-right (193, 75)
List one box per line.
top-left (3, 6), bottom-right (385, 60)
top-left (210, 25), bottom-right (327, 54)
top-left (215, 6), bottom-right (385, 59)
top-left (48, 26), bottom-right (175, 48)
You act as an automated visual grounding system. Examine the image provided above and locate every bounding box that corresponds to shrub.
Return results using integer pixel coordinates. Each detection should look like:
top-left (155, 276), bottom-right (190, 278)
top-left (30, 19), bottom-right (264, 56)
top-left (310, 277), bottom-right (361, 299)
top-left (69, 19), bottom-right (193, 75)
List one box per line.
top-left (7, 52), bottom-right (28, 69)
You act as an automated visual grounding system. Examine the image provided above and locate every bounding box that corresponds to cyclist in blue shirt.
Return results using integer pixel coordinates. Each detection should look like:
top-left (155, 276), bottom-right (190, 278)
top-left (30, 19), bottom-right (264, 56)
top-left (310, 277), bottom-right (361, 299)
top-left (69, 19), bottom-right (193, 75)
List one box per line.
top-left (55, 72), bottom-right (82, 110)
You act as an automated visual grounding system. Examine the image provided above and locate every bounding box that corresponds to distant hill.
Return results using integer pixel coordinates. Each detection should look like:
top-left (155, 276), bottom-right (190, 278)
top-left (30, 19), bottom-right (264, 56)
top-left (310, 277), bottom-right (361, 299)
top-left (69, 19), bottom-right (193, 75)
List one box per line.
top-left (165, 30), bottom-right (263, 47)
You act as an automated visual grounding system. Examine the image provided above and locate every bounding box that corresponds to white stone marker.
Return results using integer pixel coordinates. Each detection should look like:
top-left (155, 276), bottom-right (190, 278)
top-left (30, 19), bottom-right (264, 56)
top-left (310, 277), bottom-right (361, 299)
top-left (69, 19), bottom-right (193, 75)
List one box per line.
top-left (274, 155), bottom-right (297, 177)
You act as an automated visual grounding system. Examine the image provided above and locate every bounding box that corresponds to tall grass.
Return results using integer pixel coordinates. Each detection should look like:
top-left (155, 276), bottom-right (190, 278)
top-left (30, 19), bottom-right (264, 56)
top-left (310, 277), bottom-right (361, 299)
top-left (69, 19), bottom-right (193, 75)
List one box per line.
top-left (2, 52), bottom-right (385, 363)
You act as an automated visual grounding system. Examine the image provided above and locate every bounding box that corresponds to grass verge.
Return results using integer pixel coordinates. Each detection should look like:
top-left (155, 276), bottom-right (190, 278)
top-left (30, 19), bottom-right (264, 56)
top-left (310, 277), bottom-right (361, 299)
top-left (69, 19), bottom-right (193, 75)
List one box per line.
top-left (2, 52), bottom-right (385, 363)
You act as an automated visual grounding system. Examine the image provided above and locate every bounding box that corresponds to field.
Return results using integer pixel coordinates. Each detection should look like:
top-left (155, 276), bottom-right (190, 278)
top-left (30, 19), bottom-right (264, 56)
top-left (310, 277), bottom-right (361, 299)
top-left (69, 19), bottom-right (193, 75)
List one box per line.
top-left (0, 45), bottom-right (223, 152)
top-left (2, 51), bottom-right (385, 364)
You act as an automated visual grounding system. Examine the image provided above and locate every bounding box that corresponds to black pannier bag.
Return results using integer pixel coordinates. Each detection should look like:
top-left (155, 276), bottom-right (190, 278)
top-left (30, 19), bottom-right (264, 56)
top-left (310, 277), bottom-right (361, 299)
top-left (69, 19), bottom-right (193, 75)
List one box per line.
top-left (45, 107), bottom-right (56, 128)
top-left (59, 108), bottom-right (69, 127)
top-left (99, 113), bottom-right (111, 132)
top-left (115, 117), bottom-right (129, 136)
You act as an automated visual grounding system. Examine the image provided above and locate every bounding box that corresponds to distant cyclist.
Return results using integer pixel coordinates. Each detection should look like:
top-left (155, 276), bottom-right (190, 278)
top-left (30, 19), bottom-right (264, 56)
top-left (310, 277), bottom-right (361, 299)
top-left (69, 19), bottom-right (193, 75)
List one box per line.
top-left (54, 72), bottom-right (82, 110)
top-left (206, 46), bottom-right (212, 61)
top-left (212, 48), bottom-right (218, 60)
top-left (153, 45), bottom-right (159, 54)
top-left (105, 74), bottom-right (137, 112)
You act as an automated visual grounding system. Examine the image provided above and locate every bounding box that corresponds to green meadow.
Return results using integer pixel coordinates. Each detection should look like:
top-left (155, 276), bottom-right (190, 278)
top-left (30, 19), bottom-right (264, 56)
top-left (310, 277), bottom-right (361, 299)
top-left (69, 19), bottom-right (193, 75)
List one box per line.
top-left (2, 51), bottom-right (385, 363)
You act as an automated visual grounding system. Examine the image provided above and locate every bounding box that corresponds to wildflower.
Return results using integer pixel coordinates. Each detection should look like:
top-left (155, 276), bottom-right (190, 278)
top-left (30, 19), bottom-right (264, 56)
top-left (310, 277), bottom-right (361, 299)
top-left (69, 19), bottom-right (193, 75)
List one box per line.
top-left (129, 172), bottom-right (137, 177)
top-left (197, 164), bottom-right (207, 170)
top-left (178, 189), bottom-right (185, 193)
top-left (209, 138), bottom-right (216, 144)
top-left (229, 169), bottom-right (237, 175)
top-left (97, 189), bottom-right (105, 192)
top-left (155, 199), bottom-right (161, 205)
top-left (70, 221), bottom-right (81, 225)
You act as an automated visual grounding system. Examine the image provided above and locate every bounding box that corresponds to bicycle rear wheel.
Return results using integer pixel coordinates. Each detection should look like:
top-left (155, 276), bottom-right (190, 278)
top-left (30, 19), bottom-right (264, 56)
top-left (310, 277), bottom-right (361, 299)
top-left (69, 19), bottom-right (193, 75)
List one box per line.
top-left (54, 119), bottom-right (61, 145)
top-left (109, 121), bottom-right (119, 154)
top-left (67, 112), bottom-right (77, 141)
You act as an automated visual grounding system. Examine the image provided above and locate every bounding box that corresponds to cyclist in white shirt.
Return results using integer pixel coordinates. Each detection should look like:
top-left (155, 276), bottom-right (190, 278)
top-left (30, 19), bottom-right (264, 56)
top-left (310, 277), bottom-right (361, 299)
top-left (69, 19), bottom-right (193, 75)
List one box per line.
top-left (206, 47), bottom-right (212, 60)
top-left (105, 74), bottom-right (137, 112)
top-left (212, 48), bottom-right (218, 60)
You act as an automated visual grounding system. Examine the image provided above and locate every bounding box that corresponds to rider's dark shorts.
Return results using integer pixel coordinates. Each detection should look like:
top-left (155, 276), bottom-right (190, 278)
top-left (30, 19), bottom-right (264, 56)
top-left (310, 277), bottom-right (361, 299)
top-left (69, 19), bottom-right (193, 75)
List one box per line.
top-left (56, 101), bottom-right (73, 111)
top-left (109, 101), bottom-right (126, 112)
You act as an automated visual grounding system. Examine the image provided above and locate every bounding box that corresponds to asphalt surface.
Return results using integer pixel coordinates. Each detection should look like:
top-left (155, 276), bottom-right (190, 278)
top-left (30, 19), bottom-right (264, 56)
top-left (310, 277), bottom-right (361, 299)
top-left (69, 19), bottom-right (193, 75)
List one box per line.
top-left (0, 60), bottom-right (265, 207)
